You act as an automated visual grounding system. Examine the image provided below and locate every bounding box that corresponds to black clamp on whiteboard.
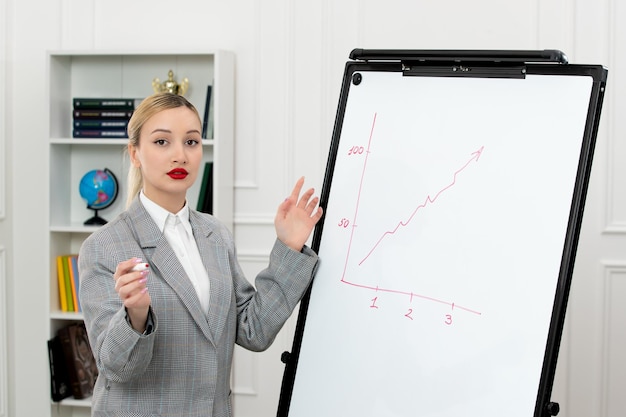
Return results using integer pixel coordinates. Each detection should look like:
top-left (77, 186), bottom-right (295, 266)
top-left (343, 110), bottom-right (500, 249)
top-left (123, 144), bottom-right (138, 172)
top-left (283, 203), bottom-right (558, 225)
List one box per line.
top-left (349, 48), bottom-right (568, 79)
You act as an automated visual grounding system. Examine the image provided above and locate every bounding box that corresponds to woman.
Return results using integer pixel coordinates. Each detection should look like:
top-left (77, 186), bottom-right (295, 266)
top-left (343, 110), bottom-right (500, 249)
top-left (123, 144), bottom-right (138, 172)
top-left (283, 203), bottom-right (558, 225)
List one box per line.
top-left (78, 92), bottom-right (323, 417)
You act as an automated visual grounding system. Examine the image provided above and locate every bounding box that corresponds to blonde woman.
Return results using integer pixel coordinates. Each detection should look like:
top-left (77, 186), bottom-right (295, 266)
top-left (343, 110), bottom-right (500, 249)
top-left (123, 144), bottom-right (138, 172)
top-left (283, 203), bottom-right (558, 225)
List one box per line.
top-left (79, 92), bottom-right (323, 417)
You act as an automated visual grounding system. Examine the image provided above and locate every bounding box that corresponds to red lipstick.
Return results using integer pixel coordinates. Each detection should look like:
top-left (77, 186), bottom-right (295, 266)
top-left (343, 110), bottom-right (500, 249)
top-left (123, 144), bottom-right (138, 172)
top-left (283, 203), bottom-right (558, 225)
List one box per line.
top-left (167, 168), bottom-right (189, 179)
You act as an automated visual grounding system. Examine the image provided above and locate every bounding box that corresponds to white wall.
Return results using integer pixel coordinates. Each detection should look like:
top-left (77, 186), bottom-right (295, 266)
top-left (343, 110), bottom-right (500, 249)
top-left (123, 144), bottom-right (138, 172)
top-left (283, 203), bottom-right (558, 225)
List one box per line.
top-left (2, 0), bottom-right (625, 416)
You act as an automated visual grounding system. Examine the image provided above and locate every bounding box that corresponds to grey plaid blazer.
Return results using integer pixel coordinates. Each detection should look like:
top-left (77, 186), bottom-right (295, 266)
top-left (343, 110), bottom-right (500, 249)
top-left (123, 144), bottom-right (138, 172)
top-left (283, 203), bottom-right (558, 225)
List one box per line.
top-left (78, 197), bottom-right (319, 417)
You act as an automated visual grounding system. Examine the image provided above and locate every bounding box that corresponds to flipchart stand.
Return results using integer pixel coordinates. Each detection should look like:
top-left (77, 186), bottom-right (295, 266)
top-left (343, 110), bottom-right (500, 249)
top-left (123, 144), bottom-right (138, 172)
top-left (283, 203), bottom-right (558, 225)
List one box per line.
top-left (277, 49), bottom-right (607, 417)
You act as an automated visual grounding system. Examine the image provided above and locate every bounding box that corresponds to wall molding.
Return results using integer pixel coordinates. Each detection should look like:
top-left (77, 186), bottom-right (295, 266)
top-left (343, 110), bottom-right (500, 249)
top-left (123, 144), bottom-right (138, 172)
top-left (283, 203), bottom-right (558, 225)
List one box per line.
top-left (0, 10), bottom-right (7, 417)
top-left (234, 179), bottom-right (259, 190)
top-left (285, 0), bottom-right (296, 185)
top-left (237, 253), bottom-right (271, 263)
top-left (232, 346), bottom-right (258, 397)
top-left (0, 247), bottom-right (7, 417)
top-left (603, 223), bottom-right (626, 234)
top-left (0, 0), bottom-right (6, 220)
top-left (601, 261), bottom-right (626, 417)
top-left (234, 214), bottom-right (274, 226)
top-left (603, 0), bottom-right (625, 234)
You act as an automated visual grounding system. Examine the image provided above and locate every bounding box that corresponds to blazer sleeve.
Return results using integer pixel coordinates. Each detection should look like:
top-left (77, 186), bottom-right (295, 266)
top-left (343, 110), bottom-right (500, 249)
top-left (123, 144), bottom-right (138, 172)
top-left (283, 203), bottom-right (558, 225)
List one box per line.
top-left (78, 224), bottom-right (157, 384)
top-left (233, 238), bottom-right (319, 352)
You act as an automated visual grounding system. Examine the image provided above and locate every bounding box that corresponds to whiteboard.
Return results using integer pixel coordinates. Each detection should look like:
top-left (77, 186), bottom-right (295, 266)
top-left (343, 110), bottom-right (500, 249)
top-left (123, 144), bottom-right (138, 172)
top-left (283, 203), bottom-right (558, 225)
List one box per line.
top-left (279, 57), bottom-right (607, 417)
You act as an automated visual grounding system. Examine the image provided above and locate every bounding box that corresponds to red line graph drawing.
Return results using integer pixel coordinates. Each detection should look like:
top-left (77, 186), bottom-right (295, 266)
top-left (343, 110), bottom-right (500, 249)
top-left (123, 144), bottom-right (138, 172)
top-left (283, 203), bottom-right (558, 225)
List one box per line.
top-left (358, 145), bottom-right (484, 266)
top-left (339, 112), bottom-right (483, 316)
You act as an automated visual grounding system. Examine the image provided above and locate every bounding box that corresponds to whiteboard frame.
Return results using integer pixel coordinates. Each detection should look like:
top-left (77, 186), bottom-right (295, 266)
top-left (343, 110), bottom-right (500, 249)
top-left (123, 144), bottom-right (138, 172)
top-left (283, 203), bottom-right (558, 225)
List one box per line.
top-left (277, 50), bottom-right (607, 417)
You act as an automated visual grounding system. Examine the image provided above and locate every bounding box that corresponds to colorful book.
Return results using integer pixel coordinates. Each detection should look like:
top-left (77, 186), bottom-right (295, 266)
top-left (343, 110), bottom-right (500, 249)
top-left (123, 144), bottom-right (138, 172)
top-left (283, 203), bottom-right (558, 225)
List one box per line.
top-left (73, 129), bottom-right (128, 138)
top-left (57, 323), bottom-right (98, 399)
top-left (62, 255), bottom-right (74, 312)
top-left (67, 256), bottom-right (79, 312)
top-left (56, 256), bottom-right (68, 312)
top-left (73, 109), bottom-right (133, 119)
top-left (73, 98), bottom-right (142, 110)
top-left (73, 119), bottom-right (129, 129)
top-left (70, 255), bottom-right (81, 312)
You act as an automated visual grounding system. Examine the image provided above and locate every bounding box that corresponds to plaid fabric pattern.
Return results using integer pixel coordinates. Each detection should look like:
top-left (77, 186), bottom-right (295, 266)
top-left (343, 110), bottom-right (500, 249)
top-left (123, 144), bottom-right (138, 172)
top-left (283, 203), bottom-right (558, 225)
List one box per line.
top-left (79, 198), bottom-right (318, 416)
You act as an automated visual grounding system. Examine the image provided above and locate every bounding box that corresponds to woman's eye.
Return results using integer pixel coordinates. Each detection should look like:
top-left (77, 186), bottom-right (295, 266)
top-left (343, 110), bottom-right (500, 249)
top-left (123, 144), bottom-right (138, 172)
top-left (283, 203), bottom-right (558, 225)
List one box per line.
top-left (155, 139), bottom-right (168, 146)
top-left (186, 139), bottom-right (200, 146)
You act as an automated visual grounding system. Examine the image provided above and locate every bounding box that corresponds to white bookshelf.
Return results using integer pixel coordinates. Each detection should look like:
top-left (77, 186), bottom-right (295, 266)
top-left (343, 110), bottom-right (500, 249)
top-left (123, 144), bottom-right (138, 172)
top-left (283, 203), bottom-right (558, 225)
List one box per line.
top-left (46, 50), bottom-right (234, 415)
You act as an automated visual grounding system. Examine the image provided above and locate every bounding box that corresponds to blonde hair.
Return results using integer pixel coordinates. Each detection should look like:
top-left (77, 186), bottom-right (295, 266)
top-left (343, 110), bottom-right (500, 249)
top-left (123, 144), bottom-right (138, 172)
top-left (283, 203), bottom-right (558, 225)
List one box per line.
top-left (125, 92), bottom-right (201, 208)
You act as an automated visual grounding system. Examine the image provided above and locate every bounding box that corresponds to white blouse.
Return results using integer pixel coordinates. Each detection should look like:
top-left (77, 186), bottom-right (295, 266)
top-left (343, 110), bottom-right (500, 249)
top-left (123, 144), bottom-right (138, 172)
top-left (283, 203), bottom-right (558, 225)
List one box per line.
top-left (140, 191), bottom-right (211, 315)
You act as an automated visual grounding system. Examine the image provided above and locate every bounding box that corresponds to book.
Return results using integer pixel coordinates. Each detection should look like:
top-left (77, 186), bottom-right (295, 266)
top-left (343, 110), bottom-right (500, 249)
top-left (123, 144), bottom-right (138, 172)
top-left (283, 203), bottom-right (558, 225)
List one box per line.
top-left (70, 255), bottom-right (81, 312)
top-left (197, 162), bottom-right (213, 214)
top-left (73, 109), bottom-right (133, 119)
top-left (67, 255), bottom-right (79, 312)
top-left (73, 129), bottom-right (128, 138)
top-left (73, 98), bottom-right (142, 110)
top-left (57, 323), bottom-right (98, 399)
top-left (56, 256), bottom-right (68, 312)
top-left (197, 161), bottom-right (210, 212)
top-left (62, 256), bottom-right (74, 312)
top-left (202, 85), bottom-right (212, 139)
top-left (73, 119), bottom-right (129, 129)
top-left (47, 336), bottom-right (72, 402)
top-left (203, 162), bottom-right (214, 214)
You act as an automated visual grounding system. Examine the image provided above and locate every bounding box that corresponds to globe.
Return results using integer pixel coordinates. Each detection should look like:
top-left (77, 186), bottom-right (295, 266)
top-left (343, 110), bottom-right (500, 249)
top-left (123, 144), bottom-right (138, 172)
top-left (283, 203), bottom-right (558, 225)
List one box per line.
top-left (79, 168), bottom-right (119, 225)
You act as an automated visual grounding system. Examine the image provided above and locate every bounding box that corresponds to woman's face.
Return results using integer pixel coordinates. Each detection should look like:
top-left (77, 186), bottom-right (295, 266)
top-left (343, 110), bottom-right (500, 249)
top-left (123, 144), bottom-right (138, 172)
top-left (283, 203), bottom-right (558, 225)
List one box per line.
top-left (129, 106), bottom-right (203, 212)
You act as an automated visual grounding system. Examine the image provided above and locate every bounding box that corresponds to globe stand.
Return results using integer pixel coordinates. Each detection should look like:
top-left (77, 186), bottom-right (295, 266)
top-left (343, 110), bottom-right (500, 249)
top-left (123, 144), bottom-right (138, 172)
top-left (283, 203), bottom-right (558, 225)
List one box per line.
top-left (83, 209), bottom-right (108, 226)
top-left (79, 168), bottom-right (119, 227)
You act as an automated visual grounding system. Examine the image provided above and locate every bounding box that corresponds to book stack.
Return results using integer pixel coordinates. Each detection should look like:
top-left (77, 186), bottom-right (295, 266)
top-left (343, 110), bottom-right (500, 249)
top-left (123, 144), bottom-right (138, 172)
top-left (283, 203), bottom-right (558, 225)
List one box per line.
top-left (48, 323), bottom-right (98, 401)
top-left (56, 255), bottom-right (81, 312)
top-left (73, 98), bottom-right (142, 139)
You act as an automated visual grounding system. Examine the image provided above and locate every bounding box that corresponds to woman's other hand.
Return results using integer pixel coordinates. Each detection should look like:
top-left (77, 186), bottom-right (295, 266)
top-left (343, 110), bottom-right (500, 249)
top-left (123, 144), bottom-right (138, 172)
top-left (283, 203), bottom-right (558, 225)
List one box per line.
top-left (274, 177), bottom-right (323, 252)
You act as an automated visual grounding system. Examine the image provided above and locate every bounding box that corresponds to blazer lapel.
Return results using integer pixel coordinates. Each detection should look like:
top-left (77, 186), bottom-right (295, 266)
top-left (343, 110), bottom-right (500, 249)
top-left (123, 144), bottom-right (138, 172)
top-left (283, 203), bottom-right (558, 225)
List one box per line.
top-left (126, 199), bottom-right (215, 345)
top-left (190, 211), bottom-right (231, 345)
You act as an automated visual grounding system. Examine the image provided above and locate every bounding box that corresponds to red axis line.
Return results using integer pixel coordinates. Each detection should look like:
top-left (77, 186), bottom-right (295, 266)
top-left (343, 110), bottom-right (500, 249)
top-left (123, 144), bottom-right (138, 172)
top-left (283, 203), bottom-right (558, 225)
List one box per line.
top-left (358, 145), bottom-right (485, 266)
top-left (341, 112), bottom-right (378, 280)
top-left (341, 279), bottom-right (482, 316)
